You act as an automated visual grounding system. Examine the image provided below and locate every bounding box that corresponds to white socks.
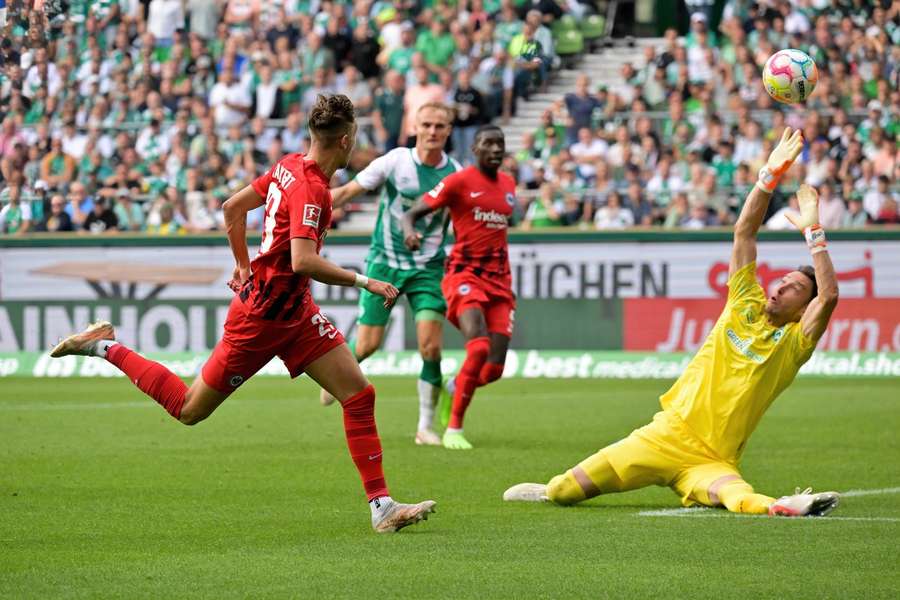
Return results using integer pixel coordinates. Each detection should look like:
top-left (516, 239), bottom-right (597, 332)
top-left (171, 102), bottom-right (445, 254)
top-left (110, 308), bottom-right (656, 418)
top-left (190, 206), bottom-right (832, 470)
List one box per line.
top-left (416, 379), bottom-right (440, 431)
top-left (94, 340), bottom-right (118, 358)
top-left (369, 495), bottom-right (396, 520)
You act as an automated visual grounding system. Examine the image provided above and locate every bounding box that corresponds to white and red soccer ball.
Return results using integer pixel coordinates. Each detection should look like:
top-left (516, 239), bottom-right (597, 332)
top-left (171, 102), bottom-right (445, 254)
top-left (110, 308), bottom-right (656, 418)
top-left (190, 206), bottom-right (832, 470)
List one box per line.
top-left (762, 49), bottom-right (818, 105)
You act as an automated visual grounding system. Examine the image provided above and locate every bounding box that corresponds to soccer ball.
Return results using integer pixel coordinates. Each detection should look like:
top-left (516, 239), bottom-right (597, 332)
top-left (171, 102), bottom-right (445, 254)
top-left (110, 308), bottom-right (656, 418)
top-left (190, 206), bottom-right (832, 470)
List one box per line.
top-left (762, 49), bottom-right (818, 104)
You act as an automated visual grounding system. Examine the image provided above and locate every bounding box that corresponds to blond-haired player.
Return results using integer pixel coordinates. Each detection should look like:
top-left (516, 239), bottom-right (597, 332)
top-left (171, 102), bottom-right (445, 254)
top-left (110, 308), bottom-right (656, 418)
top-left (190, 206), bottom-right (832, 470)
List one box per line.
top-left (320, 103), bottom-right (462, 446)
top-left (505, 128), bottom-right (842, 517)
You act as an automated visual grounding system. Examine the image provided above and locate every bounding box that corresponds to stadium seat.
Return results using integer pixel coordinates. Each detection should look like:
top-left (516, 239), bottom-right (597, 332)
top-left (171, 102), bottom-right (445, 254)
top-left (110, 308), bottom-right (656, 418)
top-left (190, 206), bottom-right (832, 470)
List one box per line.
top-left (551, 14), bottom-right (578, 39)
top-left (580, 15), bottom-right (606, 40)
top-left (555, 30), bottom-right (584, 57)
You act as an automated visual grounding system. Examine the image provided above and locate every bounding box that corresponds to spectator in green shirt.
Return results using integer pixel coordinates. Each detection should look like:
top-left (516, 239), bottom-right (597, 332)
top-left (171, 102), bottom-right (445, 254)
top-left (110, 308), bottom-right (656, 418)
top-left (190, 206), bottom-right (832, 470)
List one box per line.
top-left (416, 19), bottom-right (456, 72)
top-left (0, 185), bottom-right (32, 234)
top-left (112, 188), bottom-right (146, 232)
top-left (522, 184), bottom-right (562, 229)
top-left (494, 0), bottom-right (523, 49)
top-left (712, 141), bottom-right (737, 187)
top-left (275, 51), bottom-right (303, 116)
top-left (533, 110), bottom-right (565, 158)
top-left (842, 197), bottom-right (869, 229)
top-left (39, 137), bottom-right (76, 191)
top-left (299, 31), bottom-right (334, 86)
top-left (383, 22), bottom-right (417, 74)
top-left (372, 69), bottom-right (406, 151)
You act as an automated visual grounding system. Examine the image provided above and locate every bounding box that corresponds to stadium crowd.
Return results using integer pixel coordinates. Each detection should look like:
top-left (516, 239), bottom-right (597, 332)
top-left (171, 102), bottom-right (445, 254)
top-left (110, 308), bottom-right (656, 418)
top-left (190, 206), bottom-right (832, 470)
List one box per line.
top-left (517, 0), bottom-right (899, 230)
top-left (0, 0), bottom-right (897, 236)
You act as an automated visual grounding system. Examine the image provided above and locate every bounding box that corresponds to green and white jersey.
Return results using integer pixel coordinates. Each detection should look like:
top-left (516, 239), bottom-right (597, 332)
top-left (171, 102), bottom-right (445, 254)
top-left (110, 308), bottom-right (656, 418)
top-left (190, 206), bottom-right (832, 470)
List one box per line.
top-left (357, 147), bottom-right (462, 271)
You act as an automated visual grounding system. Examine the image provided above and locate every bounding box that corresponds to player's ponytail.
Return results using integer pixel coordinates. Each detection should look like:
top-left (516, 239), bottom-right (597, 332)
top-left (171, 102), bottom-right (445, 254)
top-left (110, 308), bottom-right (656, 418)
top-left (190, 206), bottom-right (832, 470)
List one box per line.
top-left (308, 94), bottom-right (356, 147)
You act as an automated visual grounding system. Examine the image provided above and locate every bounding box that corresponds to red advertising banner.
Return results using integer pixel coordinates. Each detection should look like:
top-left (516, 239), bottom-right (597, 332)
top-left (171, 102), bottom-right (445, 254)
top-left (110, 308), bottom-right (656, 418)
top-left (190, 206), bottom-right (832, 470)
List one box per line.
top-left (705, 255), bottom-right (875, 298)
top-left (624, 298), bottom-right (900, 352)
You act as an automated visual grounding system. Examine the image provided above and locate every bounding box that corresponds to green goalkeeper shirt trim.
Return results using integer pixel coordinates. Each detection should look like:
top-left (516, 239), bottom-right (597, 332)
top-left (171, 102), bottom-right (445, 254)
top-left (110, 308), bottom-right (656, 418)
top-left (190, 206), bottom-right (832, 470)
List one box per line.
top-left (356, 147), bottom-right (462, 270)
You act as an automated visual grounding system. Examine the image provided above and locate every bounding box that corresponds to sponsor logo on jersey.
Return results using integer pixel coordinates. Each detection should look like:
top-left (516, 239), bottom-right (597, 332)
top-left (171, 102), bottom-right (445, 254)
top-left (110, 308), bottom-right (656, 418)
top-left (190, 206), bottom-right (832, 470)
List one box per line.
top-left (505, 192), bottom-right (516, 206)
top-left (458, 284), bottom-right (471, 295)
top-left (472, 207), bottom-right (509, 228)
top-left (302, 204), bottom-right (321, 227)
top-left (725, 328), bottom-right (765, 363)
top-left (229, 375), bottom-right (244, 387)
top-left (470, 191), bottom-right (485, 198)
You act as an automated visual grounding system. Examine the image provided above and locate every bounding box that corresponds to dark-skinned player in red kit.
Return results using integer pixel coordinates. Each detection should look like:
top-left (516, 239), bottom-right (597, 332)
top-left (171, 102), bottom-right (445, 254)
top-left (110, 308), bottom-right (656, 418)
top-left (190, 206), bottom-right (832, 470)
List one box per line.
top-left (402, 125), bottom-right (518, 450)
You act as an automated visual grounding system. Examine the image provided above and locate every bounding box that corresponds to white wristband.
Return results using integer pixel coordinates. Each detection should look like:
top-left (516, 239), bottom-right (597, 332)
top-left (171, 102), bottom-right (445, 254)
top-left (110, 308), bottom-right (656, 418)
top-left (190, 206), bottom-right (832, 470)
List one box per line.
top-left (354, 273), bottom-right (369, 289)
top-left (803, 224), bottom-right (827, 252)
top-left (756, 166), bottom-right (778, 193)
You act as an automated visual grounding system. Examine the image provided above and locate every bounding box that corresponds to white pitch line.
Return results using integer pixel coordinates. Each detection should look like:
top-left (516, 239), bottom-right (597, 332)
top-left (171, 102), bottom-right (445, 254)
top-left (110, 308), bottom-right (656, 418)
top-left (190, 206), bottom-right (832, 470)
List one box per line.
top-left (639, 507), bottom-right (717, 517)
top-left (842, 486), bottom-right (900, 497)
top-left (638, 510), bottom-right (900, 523)
top-left (638, 486), bottom-right (900, 522)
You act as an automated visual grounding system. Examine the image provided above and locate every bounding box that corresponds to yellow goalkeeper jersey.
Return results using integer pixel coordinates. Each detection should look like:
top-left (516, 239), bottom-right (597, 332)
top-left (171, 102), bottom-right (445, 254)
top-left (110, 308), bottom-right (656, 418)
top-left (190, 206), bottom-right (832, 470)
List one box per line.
top-left (660, 262), bottom-right (817, 463)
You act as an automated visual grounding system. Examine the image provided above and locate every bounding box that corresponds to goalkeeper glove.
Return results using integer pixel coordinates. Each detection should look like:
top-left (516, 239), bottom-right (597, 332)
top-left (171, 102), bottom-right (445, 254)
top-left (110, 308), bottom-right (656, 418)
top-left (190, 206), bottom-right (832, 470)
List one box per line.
top-left (757, 127), bottom-right (804, 193)
top-left (786, 184), bottom-right (827, 254)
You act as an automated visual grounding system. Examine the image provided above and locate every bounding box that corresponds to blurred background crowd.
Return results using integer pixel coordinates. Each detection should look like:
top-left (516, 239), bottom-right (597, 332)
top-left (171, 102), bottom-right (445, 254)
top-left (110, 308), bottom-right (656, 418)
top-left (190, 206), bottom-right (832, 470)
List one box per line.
top-left (0, 0), bottom-right (897, 236)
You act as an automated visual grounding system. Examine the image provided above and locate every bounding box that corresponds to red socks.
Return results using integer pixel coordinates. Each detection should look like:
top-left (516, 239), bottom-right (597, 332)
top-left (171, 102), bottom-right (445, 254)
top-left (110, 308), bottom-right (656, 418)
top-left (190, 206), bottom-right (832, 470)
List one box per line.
top-left (341, 385), bottom-right (389, 501)
top-left (449, 336), bottom-right (490, 429)
top-left (478, 362), bottom-right (504, 387)
top-left (106, 344), bottom-right (188, 419)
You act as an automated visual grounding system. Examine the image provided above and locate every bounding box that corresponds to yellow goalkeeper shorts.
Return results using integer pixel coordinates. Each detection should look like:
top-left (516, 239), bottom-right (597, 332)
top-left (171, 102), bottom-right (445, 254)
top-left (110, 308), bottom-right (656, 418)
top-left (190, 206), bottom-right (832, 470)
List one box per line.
top-left (582, 410), bottom-right (744, 507)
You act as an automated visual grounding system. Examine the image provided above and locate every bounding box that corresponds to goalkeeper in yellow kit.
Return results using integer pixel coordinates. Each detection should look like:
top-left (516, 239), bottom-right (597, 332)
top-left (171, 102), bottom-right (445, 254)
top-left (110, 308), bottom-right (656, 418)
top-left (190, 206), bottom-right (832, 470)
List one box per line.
top-left (505, 128), bottom-right (842, 517)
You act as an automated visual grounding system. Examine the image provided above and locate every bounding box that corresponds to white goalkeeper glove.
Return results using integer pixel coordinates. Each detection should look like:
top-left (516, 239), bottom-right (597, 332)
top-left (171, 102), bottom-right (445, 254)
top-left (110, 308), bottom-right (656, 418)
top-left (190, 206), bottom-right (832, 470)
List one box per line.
top-left (757, 127), bottom-right (804, 194)
top-left (786, 184), bottom-right (827, 254)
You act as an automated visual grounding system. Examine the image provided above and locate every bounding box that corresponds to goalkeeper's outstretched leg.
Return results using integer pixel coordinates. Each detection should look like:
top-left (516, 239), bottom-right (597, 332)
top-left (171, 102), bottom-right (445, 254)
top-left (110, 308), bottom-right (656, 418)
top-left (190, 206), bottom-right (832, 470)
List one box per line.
top-left (504, 447), bottom-right (642, 505)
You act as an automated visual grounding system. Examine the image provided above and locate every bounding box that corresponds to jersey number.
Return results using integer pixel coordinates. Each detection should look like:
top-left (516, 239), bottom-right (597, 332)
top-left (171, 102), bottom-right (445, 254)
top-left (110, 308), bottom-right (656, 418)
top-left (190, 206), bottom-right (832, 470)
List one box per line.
top-left (259, 182), bottom-right (282, 254)
top-left (311, 312), bottom-right (338, 339)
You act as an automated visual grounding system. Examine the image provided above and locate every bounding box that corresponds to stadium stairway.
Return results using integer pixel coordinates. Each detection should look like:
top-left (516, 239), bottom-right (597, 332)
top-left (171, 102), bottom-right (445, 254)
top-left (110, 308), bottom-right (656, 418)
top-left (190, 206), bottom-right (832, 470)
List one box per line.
top-left (502, 37), bottom-right (663, 155)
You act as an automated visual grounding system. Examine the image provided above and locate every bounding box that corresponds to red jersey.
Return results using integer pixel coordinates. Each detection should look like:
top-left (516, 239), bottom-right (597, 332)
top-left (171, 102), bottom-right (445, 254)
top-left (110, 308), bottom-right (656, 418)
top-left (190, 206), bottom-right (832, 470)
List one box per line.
top-left (241, 153), bottom-right (332, 321)
top-left (424, 165), bottom-right (516, 281)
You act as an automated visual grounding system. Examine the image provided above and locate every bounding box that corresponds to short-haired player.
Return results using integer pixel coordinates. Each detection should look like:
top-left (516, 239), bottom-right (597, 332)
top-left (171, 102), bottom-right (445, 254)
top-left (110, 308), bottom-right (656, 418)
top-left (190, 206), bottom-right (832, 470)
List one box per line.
top-left (320, 103), bottom-right (462, 446)
top-left (50, 95), bottom-right (436, 533)
top-left (402, 125), bottom-right (518, 450)
top-left (505, 128), bottom-right (842, 517)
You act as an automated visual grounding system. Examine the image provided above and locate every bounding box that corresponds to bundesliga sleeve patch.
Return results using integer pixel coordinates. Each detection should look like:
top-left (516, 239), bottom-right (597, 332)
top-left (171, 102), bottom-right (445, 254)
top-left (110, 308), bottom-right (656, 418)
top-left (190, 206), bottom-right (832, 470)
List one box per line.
top-left (302, 204), bottom-right (321, 227)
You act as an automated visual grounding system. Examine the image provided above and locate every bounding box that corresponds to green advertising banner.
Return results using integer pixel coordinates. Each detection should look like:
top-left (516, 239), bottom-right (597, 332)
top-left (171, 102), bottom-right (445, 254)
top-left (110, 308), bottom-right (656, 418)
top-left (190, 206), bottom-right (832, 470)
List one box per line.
top-left (0, 299), bottom-right (625, 354)
top-left (2, 350), bottom-right (899, 380)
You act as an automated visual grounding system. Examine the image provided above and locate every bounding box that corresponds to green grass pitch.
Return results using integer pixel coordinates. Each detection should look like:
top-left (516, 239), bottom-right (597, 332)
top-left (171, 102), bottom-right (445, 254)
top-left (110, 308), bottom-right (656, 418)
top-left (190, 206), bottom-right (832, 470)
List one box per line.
top-left (1, 376), bottom-right (898, 598)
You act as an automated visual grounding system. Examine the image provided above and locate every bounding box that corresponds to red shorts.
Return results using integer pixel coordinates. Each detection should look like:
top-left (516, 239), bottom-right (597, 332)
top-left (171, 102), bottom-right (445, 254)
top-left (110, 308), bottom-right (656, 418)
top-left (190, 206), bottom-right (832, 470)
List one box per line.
top-left (201, 296), bottom-right (345, 393)
top-left (442, 271), bottom-right (516, 337)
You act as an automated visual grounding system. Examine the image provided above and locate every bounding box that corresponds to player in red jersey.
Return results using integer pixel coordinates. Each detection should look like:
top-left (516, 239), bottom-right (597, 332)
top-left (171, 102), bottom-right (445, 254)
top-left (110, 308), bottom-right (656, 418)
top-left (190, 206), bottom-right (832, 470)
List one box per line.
top-left (402, 125), bottom-right (517, 450)
top-left (49, 95), bottom-right (436, 533)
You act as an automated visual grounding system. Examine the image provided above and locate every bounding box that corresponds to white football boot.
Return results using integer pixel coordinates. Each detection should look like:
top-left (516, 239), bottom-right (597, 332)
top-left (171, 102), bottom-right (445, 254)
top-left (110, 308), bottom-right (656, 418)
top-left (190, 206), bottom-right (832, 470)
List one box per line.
top-left (49, 321), bottom-right (116, 358)
top-left (414, 429), bottom-right (442, 446)
top-left (371, 498), bottom-right (437, 533)
top-left (502, 483), bottom-right (549, 502)
top-left (768, 487), bottom-right (840, 517)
